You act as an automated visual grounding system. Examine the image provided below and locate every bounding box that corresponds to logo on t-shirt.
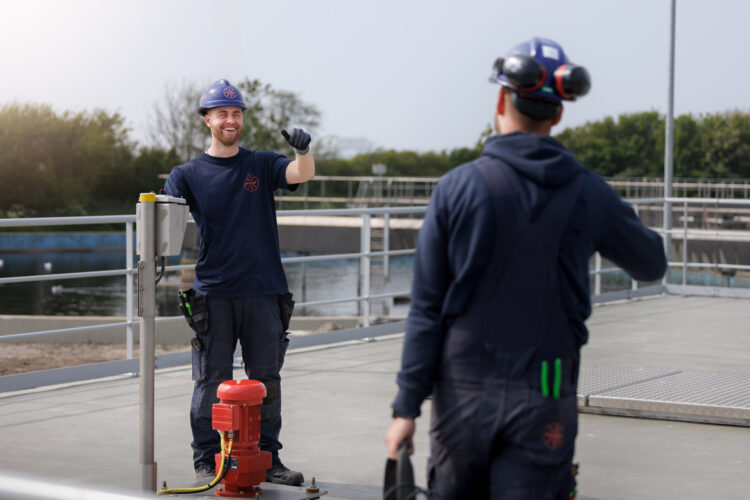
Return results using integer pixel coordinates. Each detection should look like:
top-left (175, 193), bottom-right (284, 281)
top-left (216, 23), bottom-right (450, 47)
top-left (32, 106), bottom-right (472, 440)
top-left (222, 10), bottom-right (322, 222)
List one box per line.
top-left (243, 173), bottom-right (260, 192)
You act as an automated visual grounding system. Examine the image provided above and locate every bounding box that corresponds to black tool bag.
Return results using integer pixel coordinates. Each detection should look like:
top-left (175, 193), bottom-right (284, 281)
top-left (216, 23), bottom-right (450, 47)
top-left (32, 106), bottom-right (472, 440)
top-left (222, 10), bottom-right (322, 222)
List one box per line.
top-left (178, 288), bottom-right (208, 336)
top-left (383, 440), bottom-right (421, 500)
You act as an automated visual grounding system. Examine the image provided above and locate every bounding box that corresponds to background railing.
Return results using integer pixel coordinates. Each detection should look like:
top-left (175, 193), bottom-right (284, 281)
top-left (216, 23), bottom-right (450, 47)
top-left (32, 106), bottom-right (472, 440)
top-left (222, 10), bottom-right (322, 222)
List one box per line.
top-left (272, 176), bottom-right (750, 209)
top-left (1, 196), bottom-right (749, 391)
top-left (0, 206), bottom-right (426, 353)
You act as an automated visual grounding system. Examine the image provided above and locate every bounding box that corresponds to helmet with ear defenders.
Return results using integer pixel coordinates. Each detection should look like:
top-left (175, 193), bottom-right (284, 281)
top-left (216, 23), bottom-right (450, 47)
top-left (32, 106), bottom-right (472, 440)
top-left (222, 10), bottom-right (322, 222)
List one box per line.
top-left (489, 37), bottom-right (590, 103)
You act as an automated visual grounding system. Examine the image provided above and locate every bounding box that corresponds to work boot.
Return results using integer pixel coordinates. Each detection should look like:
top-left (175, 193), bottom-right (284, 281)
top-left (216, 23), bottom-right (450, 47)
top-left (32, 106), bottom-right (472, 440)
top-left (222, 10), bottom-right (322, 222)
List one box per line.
top-left (193, 467), bottom-right (216, 487)
top-left (265, 460), bottom-right (304, 486)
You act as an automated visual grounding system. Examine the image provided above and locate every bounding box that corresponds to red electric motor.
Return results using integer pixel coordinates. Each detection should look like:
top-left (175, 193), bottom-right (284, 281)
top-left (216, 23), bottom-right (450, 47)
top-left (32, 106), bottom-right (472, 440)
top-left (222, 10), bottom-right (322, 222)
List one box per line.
top-left (212, 379), bottom-right (272, 497)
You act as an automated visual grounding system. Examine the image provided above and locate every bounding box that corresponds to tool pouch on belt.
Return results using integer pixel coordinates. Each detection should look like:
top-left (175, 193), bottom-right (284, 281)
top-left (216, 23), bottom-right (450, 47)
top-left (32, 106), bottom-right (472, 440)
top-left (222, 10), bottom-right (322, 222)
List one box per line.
top-left (278, 293), bottom-right (295, 332)
top-left (178, 288), bottom-right (208, 336)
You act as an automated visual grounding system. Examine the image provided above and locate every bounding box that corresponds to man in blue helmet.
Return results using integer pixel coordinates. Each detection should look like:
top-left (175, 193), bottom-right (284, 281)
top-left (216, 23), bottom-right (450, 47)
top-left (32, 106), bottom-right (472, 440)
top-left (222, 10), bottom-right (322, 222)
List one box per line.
top-left (164, 79), bottom-right (313, 486)
top-left (384, 38), bottom-right (667, 498)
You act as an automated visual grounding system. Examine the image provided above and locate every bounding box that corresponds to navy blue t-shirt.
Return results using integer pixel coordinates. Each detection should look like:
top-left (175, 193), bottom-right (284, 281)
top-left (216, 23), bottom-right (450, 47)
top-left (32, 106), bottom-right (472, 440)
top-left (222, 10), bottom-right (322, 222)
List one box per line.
top-left (164, 148), bottom-right (296, 297)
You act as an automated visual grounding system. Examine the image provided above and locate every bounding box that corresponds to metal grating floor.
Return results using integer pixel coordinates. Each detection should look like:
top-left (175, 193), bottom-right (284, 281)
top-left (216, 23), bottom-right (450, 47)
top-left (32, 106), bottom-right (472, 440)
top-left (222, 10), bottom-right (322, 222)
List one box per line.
top-left (578, 365), bottom-right (750, 426)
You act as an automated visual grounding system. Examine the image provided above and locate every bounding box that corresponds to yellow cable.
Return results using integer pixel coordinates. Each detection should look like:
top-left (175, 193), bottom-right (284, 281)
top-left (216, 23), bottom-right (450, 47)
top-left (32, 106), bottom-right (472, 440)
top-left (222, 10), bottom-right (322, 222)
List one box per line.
top-left (157, 433), bottom-right (233, 495)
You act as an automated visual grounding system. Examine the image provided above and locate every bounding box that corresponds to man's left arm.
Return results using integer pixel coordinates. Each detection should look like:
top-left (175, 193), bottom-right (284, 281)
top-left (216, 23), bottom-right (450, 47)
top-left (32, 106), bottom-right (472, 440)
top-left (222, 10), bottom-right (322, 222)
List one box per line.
top-left (282, 128), bottom-right (315, 184)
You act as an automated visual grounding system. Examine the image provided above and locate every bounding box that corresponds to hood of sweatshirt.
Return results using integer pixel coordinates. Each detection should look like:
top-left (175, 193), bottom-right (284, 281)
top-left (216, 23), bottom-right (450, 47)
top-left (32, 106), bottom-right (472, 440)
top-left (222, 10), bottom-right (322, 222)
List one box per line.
top-left (481, 132), bottom-right (584, 220)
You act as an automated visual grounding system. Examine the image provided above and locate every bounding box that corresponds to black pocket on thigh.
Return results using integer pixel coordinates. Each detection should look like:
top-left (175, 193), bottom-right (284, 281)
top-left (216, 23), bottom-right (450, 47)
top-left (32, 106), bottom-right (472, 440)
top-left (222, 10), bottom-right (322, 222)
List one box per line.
top-left (507, 390), bottom-right (578, 466)
top-left (179, 288), bottom-right (209, 336)
top-left (191, 292), bottom-right (209, 335)
top-left (192, 344), bottom-right (207, 381)
top-left (278, 293), bottom-right (294, 332)
top-left (278, 332), bottom-right (290, 370)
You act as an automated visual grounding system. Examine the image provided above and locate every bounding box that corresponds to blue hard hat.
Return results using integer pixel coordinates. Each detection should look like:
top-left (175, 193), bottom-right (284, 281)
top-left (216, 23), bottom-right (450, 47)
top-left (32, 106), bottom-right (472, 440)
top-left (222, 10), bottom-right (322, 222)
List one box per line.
top-left (197, 79), bottom-right (247, 115)
top-left (489, 37), bottom-right (590, 103)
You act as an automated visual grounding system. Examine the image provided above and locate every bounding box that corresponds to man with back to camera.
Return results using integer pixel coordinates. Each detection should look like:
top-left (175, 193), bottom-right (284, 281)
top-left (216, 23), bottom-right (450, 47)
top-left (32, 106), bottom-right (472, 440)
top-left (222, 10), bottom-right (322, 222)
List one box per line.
top-left (164, 79), bottom-right (313, 486)
top-left (384, 38), bottom-right (667, 498)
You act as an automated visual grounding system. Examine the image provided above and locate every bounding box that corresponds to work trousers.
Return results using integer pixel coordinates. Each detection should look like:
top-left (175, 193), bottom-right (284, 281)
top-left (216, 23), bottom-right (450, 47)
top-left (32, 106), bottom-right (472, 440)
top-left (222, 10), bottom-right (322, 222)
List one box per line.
top-left (427, 378), bottom-right (578, 499)
top-left (189, 294), bottom-right (289, 471)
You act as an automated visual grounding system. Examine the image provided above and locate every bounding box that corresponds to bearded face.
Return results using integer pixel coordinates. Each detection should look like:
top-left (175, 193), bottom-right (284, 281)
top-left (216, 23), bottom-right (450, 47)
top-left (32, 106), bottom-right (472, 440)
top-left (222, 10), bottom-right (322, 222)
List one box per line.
top-left (204, 106), bottom-right (243, 147)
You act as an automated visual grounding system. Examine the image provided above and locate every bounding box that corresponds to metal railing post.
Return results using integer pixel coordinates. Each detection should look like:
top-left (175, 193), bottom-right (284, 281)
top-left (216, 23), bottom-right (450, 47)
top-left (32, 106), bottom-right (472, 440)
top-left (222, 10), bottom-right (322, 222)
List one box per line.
top-left (632, 204), bottom-right (639, 291)
top-left (126, 222), bottom-right (134, 360)
top-left (383, 213), bottom-right (390, 282)
top-left (594, 252), bottom-right (602, 296)
top-left (361, 214), bottom-right (371, 327)
top-left (136, 197), bottom-right (157, 493)
top-left (683, 200), bottom-right (688, 286)
top-left (663, 0), bottom-right (676, 286)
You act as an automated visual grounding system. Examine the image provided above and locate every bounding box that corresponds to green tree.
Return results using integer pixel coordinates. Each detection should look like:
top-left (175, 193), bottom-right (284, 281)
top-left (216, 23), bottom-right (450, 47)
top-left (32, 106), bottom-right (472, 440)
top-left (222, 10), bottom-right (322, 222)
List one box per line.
top-left (149, 79), bottom-right (208, 163)
top-left (556, 110), bottom-right (750, 179)
top-left (95, 146), bottom-right (181, 214)
top-left (555, 112), bottom-right (664, 177)
top-left (0, 103), bottom-right (134, 217)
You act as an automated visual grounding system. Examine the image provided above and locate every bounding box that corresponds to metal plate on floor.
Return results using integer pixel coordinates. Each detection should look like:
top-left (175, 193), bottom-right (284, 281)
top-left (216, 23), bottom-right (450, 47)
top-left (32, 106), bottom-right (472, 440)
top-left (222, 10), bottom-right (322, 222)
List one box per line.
top-left (580, 367), bottom-right (750, 426)
top-left (577, 365), bottom-right (679, 406)
top-left (578, 365), bottom-right (680, 395)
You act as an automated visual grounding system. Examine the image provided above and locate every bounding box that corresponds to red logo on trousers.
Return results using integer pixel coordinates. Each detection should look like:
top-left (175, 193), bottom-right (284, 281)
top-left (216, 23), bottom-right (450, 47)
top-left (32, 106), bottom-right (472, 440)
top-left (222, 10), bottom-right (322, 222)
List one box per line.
top-left (542, 422), bottom-right (565, 451)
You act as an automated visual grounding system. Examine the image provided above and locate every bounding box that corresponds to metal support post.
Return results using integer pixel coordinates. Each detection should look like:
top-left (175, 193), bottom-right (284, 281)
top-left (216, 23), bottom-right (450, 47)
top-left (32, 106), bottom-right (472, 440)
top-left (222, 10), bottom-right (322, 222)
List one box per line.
top-left (383, 213), bottom-right (390, 282)
top-left (126, 221), bottom-right (134, 360)
top-left (300, 253), bottom-right (308, 315)
top-left (361, 214), bottom-right (371, 327)
top-left (682, 200), bottom-right (688, 286)
top-left (632, 205), bottom-right (639, 290)
top-left (663, 0), bottom-right (676, 285)
top-left (137, 195), bottom-right (156, 492)
top-left (594, 253), bottom-right (602, 296)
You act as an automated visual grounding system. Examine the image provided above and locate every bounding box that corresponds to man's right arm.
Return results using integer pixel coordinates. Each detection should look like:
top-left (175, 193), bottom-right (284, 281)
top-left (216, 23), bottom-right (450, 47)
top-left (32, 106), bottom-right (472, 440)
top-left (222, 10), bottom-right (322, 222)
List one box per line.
top-left (390, 193), bottom-right (451, 419)
top-left (391, 167), bottom-right (493, 418)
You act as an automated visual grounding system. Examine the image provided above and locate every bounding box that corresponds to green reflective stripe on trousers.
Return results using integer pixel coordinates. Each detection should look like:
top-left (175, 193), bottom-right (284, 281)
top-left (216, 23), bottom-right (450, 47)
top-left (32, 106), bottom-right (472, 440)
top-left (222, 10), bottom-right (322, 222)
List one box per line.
top-left (541, 361), bottom-right (550, 397)
top-left (553, 358), bottom-right (562, 400)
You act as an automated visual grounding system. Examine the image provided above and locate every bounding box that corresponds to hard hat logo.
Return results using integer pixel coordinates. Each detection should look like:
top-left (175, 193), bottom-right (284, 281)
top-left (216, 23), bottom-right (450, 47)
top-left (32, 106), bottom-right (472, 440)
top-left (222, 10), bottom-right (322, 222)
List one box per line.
top-left (223, 87), bottom-right (238, 99)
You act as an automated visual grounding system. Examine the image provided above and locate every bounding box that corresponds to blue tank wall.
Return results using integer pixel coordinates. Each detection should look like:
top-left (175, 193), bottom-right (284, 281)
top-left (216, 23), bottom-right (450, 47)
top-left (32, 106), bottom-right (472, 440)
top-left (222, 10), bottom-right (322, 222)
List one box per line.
top-left (0, 233), bottom-right (129, 252)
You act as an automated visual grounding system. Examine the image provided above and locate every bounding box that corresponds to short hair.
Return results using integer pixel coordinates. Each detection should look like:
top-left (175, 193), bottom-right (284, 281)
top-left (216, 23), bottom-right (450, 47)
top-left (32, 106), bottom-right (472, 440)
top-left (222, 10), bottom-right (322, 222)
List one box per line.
top-left (511, 91), bottom-right (561, 121)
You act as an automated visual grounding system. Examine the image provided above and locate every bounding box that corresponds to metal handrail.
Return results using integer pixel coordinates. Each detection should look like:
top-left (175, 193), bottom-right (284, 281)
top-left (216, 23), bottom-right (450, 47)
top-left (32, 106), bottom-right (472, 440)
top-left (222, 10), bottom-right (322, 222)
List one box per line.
top-left (272, 177), bottom-right (750, 209)
top-left (0, 206), bottom-right (427, 347)
top-left (0, 214), bottom-right (135, 228)
top-left (2, 198), bottom-right (749, 351)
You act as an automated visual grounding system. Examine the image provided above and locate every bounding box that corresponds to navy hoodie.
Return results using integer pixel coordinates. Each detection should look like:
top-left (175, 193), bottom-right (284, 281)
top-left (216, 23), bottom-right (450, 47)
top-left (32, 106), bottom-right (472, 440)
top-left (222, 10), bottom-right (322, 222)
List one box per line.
top-left (392, 132), bottom-right (667, 418)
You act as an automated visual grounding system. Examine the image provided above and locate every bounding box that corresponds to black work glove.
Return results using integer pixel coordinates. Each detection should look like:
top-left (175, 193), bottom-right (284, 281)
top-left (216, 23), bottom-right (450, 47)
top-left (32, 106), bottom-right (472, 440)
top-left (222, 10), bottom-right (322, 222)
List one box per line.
top-left (281, 128), bottom-right (311, 155)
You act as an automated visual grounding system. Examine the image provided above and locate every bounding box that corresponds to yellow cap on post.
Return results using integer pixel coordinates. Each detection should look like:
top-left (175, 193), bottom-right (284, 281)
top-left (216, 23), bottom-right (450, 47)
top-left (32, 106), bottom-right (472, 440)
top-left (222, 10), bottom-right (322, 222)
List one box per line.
top-left (139, 192), bottom-right (156, 202)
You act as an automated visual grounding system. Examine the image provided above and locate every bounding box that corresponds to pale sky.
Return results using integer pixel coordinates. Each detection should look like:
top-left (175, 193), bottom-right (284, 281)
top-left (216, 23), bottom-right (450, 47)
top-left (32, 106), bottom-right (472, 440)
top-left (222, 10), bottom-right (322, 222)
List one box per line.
top-left (2, 0), bottom-right (749, 154)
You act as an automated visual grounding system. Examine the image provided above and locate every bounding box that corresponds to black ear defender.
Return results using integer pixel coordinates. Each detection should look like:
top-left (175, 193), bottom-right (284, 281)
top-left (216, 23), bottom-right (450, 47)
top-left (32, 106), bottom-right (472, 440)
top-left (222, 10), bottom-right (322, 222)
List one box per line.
top-left (553, 64), bottom-right (591, 99)
top-left (492, 55), bottom-right (547, 92)
top-left (492, 53), bottom-right (591, 100)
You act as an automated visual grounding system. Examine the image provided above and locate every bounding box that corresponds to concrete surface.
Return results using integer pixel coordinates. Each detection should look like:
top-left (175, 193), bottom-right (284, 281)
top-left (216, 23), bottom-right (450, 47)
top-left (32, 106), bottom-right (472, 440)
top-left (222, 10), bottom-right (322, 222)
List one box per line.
top-left (0, 315), bottom-right (367, 344)
top-left (0, 295), bottom-right (748, 499)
